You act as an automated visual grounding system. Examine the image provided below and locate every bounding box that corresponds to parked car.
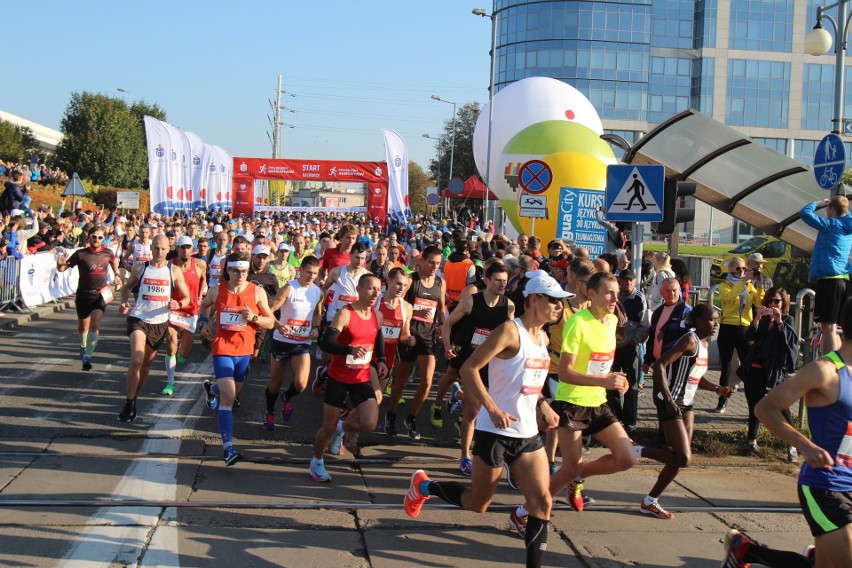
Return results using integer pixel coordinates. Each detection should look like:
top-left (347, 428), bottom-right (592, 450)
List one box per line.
top-left (710, 236), bottom-right (810, 293)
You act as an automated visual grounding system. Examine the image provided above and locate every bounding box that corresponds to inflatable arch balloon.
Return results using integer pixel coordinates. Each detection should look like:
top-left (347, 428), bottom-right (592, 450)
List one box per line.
top-left (473, 77), bottom-right (616, 254)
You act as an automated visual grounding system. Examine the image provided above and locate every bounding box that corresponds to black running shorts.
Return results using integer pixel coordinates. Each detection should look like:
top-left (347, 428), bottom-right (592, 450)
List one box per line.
top-left (550, 400), bottom-right (620, 436)
top-left (75, 294), bottom-right (107, 320)
top-left (126, 317), bottom-right (170, 351)
top-left (814, 277), bottom-right (849, 325)
top-left (324, 376), bottom-right (376, 410)
top-left (798, 484), bottom-right (852, 537)
top-left (472, 430), bottom-right (543, 469)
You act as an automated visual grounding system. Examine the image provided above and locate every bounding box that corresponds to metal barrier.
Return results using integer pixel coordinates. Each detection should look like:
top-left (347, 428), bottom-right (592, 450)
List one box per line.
top-left (793, 288), bottom-right (816, 364)
top-left (0, 256), bottom-right (23, 312)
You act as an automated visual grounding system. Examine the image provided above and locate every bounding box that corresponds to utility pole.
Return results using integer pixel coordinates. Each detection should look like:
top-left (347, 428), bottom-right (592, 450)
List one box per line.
top-left (269, 75), bottom-right (283, 158)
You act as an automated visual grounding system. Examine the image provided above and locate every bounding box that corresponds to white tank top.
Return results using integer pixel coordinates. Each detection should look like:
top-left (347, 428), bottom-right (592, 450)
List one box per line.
top-left (273, 280), bottom-right (323, 344)
top-left (476, 318), bottom-right (549, 439)
top-left (327, 265), bottom-right (368, 322)
top-left (130, 262), bottom-right (173, 324)
top-left (131, 241), bottom-right (152, 266)
top-left (208, 253), bottom-right (227, 289)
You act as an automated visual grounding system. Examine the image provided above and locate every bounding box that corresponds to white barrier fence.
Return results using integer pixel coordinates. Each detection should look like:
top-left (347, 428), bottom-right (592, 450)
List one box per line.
top-left (17, 246), bottom-right (120, 309)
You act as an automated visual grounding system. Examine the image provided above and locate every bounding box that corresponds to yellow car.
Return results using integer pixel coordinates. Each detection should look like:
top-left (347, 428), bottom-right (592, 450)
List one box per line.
top-left (710, 236), bottom-right (810, 292)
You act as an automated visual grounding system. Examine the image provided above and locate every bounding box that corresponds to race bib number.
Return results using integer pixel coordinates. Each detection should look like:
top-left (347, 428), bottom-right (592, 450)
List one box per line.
top-left (471, 327), bottom-right (491, 348)
top-left (169, 311), bottom-right (195, 331)
top-left (339, 294), bottom-right (358, 304)
top-left (345, 345), bottom-right (373, 368)
top-left (382, 322), bottom-right (402, 343)
top-left (586, 351), bottom-right (614, 377)
top-left (283, 318), bottom-right (311, 341)
top-left (837, 422), bottom-right (852, 468)
top-left (100, 286), bottom-right (114, 304)
top-left (521, 358), bottom-right (549, 395)
top-left (412, 297), bottom-right (437, 323)
top-left (219, 307), bottom-right (247, 331)
top-left (140, 278), bottom-right (169, 302)
top-left (682, 357), bottom-right (708, 406)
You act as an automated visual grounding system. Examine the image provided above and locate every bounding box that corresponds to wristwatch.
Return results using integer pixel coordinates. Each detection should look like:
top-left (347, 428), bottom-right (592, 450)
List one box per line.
top-left (252, 314), bottom-right (259, 323)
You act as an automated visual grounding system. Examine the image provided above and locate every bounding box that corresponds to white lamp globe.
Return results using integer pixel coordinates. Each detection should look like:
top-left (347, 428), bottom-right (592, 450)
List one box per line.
top-left (805, 27), bottom-right (833, 56)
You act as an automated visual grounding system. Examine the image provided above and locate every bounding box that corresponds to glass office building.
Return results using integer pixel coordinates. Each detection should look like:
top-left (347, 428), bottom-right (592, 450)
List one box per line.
top-left (492, 0), bottom-right (849, 166)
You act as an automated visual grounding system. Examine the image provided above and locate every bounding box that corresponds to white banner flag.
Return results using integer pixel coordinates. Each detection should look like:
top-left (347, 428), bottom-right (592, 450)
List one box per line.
top-left (184, 131), bottom-right (205, 207)
top-left (381, 128), bottom-right (410, 226)
top-left (212, 145), bottom-right (233, 211)
top-left (144, 116), bottom-right (169, 216)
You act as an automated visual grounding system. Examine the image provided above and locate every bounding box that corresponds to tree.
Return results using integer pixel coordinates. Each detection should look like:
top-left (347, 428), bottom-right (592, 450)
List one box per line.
top-left (54, 92), bottom-right (165, 189)
top-left (0, 119), bottom-right (25, 163)
top-left (428, 101), bottom-right (482, 190)
top-left (408, 161), bottom-right (430, 216)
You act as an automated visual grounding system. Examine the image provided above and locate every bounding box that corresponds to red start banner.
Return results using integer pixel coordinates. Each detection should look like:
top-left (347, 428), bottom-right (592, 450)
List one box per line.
top-left (231, 157), bottom-right (389, 227)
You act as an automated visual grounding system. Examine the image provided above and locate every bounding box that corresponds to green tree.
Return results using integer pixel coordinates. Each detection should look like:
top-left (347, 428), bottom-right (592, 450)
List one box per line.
top-left (0, 119), bottom-right (25, 162)
top-left (428, 101), bottom-right (482, 190)
top-left (54, 92), bottom-right (165, 189)
top-left (408, 161), bottom-right (430, 216)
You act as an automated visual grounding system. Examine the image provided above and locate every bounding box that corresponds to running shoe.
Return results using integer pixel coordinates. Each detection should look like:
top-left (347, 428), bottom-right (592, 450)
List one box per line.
top-left (404, 469), bottom-right (431, 518)
top-left (567, 480), bottom-right (585, 512)
top-left (721, 529), bottom-right (752, 568)
top-left (203, 380), bottom-right (218, 410)
top-left (161, 382), bottom-right (175, 396)
top-left (329, 428), bottom-right (344, 455)
top-left (82, 355), bottom-right (92, 371)
top-left (79, 346), bottom-right (86, 362)
top-left (448, 383), bottom-right (464, 414)
top-left (224, 447), bottom-right (243, 466)
top-left (454, 414), bottom-right (463, 434)
top-left (712, 399), bottom-right (728, 414)
top-left (344, 432), bottom-right (360, 456)
top-left (747, 441), bottom-right (760, 456)
top-left (549, 462), bottom-right (558, 476)
top-left (233, 395), bottom-right (241, 409)
top-left (459, 457), bottom-right (472, 476)
top-left (640, 498), bottom-right (674, 520)
top-left (281, 398), bottom-right (293, 422)
top-left (404, 415), bottom-right (421, 440)
top-left (505, 464), bottom-right (519, 490)
top-left (384, 380), bottom-right (393, 396)
top-left (262, 411), bottom-right (275, 431)
top-left (802, 544), bottom-right (815, 561)
top-left (312, 366), bottom-right (326, 394)
top-left (430, 403), bottom-right (443, 428)
top-left (508, 510), bottom-right (527, 539)
top-left (117, 400), bottom-right (136, 422)
top-left (384, 412), bottom-right (397, 437)
top-left (309, 459), bottom-right (331, 482)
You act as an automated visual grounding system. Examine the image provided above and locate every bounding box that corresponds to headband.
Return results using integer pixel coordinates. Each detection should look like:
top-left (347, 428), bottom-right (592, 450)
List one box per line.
top-left (227, 261), bottom-right (250, 269)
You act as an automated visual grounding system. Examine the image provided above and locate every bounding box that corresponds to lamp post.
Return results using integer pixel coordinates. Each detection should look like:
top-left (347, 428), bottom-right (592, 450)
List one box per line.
top-left (116, 88), bottom-right (131, 105)
top-left (423, 133), bottom-right (445, 216)
top-left (430, 95), bottom-right (457, 218)
top-left (473, 7), bottom-right (498, 230)
top-left (805, 1), bottom-right (852, 195)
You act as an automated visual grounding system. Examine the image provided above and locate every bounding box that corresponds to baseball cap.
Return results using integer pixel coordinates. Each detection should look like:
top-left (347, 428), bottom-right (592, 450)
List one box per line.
top-left (748, 253), bottom-right (765, 263)
top-left (176, 235), bottom-right (193, 247)
top-left (277, 242), bottom-right (293, 252)
top-left (523, 270), bottom-right (573, 298)
top-left (550, 258), bottom-right (569, 272)
top-left (252, 244), bottom-right (271, 256)
top-left (617, 268), bottom-right (637, 280)
top-left (9, 209), bottom-right (24, 217)
top-left (213, 224), bottom-right (223, 233)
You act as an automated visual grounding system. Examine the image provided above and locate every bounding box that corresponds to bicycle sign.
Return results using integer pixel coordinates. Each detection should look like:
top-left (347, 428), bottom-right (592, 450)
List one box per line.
top-left (814, 133), bottom-right (846, 190)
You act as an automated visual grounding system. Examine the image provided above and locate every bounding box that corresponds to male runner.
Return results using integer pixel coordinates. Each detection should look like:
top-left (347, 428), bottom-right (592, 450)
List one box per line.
top-left (248, 243), bottom-right (280, 361)
top-left (548, 271), bottom-right (636, 511)
top-left (56, 225), bottom-right (123, 370)
top-left (118, 234), bottom-right (190, 421)
top-left (309, 273), bottom-right (388, 482)
top-left (263, 255), bottom-right (323, 429)
top-left (436, 262), bottom-right (514, 474)
top-left (287, 233), bottom-right (314, 278)
top-left (162, 235), bottom-right (206, 396)
top-left (199, 251), bottom-right (275, 464)
top-left (385, 245), bottom-right (445, 439)
top-left (319, 224), bottom-right (356, 280)
top-left (404, 271), bottom-right (568, 568)
top-left (720, 299), bottom-right (852, 567)
top-left (207, 231), bottom-right (229, 290)
top-left (123, 223), bottom-right (153, 269)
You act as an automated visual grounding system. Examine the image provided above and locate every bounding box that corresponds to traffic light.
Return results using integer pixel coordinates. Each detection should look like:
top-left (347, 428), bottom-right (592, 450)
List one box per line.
top-left (653, 179), bottom-right (696, 234)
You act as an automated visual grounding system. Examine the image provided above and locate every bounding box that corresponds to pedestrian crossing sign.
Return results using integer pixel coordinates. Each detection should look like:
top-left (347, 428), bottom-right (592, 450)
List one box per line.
top-left (605, 164), bottom-right (665, 222)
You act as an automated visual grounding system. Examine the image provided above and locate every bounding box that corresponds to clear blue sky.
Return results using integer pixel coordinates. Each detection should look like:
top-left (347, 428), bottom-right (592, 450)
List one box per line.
top-left (1, 1), bottom-right (492, 171)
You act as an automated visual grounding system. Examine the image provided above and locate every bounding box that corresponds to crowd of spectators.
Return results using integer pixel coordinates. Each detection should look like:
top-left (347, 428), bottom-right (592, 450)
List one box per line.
top-left (0, 160), bottom-right (69, 185)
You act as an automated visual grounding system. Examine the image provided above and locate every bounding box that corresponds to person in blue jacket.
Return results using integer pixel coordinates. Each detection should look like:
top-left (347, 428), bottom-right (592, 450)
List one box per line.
top-left (800, 196), bottom-right (852, 354)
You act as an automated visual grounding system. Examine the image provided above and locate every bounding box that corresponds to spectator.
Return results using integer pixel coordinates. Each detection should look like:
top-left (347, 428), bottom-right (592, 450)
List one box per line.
top-left (649, 252), bottom-right (675, 309)
top-left (595, 206), bottom-right (627, 252)
top-left (746, 252), bottom-right (773, 290)
top-left (644, 278), bottom-right (691, 373)
top-left (669, 258), bottom-right (692, 304)
top-left (1, 170), bottom-right (26, 214)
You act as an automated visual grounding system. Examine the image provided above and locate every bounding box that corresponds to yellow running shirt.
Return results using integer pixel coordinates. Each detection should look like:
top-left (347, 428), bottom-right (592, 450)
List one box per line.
top-left (556, 308), bottom-right (617, 407)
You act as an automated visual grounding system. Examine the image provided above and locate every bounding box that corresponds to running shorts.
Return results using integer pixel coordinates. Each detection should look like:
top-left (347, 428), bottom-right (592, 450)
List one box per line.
top-left (126, 317), bottom-right (170, 351)
top-left (814, 278), bottom-right (849, 325)
top-left (270, 339), bottom-right (311, 363)
top-left (798, 484), bottom-right (852, 537)
top-left (324, 376), bottom-right (376, 409)
top-left (653, 396), bottom-right (695, 422)
top-left (212, 355), bottom-right (251, 383)
top-left (76, 294), bottom-right (107, 320)
top-left (549, 400), bottom-right (620, 436)
top-left (472, 430), bottom-right (543, 469)
top-left (398, 335), bottom-right (437, 361)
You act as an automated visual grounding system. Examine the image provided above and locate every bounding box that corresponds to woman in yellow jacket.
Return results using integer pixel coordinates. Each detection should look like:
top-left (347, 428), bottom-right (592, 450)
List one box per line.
top-left (714, 257), bottom-right (764, 413)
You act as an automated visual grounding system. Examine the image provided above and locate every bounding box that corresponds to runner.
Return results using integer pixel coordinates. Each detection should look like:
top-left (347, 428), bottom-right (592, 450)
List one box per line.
top-left (319, 224), bottom-right (356, 280)
top-left (263, 255), bottom-right (323, 430)
top-left (375, 267), bottom-right (414, 394)
top-left (637, 303), bottom-right (731, 519)
top-left (720, 299), bottom-right (852, 567)
top-left (287, 233), bottom-right (314, 278)
top-left (435, 261), bottom-right (515, 475)
top-left (207, 230), bottom-right (229, 290)
top-left (123, 223), bottom-right (152, 270)
top-left (403, 271), bottom-right (568, 568)
top-left (161, 235), bottom-right (206, 396)
top-left (548, 271), bottom-right (637, 512)
top-left (247, 243), bottom-right (280, 361)
top-left (56, 224), bottom-right (123, 371)
top-left (117, 234), bottom-right (190, 421)
top-left (443, 238), bottom-right (476, 307)
top-left (198, 251), bottom-right (275, 465)
top-left (268, 242), bottom-right (294, 288)
top-left (385, 245), bottom-right (446, 439)
top-left (309, 273), bottom-right (388, 482)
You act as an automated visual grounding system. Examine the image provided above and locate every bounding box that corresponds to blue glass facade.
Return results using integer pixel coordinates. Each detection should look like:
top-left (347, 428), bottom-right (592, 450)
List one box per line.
top-left (726, 59), bottom-right (790, 128)
top-left (729, 0), bottom-right (794, 52)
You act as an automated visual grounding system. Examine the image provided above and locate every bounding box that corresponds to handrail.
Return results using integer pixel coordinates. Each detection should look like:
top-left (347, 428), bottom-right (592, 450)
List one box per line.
top-left (794, 288), bottom-right (816, 359)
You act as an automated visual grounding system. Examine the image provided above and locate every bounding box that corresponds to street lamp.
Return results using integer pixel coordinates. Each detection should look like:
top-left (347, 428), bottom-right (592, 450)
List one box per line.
top-left (431, 94), bottom-right (457, 217)
top-left (116, 88), bottom-right (131, 105)
top-left (805, 2), bottom-right (852, 137)
top-left (473, 7), bottom-right (498, 230)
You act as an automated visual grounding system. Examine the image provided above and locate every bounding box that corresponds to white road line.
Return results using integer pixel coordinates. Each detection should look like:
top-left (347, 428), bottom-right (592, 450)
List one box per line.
top-left (58, 355), bottom-right (211, 568)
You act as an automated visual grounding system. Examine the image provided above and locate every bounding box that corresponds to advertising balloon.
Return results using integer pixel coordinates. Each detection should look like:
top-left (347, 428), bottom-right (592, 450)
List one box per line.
top-left (473, 77), bottom-right (616, 253)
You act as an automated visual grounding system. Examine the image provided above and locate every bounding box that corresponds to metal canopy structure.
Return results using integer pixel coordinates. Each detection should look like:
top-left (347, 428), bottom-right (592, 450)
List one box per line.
top-left (623, 109), bottom-right (828, 253)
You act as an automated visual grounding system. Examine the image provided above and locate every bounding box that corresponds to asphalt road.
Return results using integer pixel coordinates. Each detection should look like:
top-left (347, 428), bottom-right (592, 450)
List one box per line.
top-left (0, 306), bottom-right (815, 567)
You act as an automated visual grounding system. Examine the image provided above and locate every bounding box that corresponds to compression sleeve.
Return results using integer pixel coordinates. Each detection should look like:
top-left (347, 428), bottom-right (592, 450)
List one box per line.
top-left (321, 327), bottom-right (355, 355)
top-left (374, 329), bottom-right (386, 363)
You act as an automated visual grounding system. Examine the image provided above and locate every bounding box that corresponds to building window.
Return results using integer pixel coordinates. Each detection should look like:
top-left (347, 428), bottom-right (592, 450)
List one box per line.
top-left (801, 63), bottom-right (852, 131)
top-left (726, 59), bottom-right (790, 128)
top-left (752, 137), bottom-right (788, 155)
top-left (729, 0), bottom-right (794, 52)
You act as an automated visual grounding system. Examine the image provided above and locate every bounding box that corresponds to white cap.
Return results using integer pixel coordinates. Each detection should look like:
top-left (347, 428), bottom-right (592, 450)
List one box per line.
top-left (523, 269), bottom-right (573, 299)
top-left (252, 244), bottom-right (271, 256)
top-left (213, 224), bottom-right (223, 233)
top-left (278, 242), bottom-right (293, 252)
top-left (176, 235), bottom-right (194, 247)
top-left (10, 209), bottom-right (23, 217)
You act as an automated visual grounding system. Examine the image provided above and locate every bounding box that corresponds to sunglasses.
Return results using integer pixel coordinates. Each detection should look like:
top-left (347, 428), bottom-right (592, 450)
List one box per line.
top-left (89, 235), bottom-right (104, 240)
top-left (536, 294), bottom-right (562, 305)
top-left (731, 266), bottom-right (746, 272)
top-left (767, 298), bottom-right (782, 304)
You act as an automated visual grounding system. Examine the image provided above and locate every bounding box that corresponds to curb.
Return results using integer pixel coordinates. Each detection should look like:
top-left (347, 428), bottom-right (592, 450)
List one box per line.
top-left (0, 298), bottom-right (75, 331)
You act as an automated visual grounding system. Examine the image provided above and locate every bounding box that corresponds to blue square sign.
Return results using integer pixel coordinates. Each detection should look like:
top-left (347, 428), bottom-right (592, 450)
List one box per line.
top-left (605, 164), bottom-right (665, 222)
